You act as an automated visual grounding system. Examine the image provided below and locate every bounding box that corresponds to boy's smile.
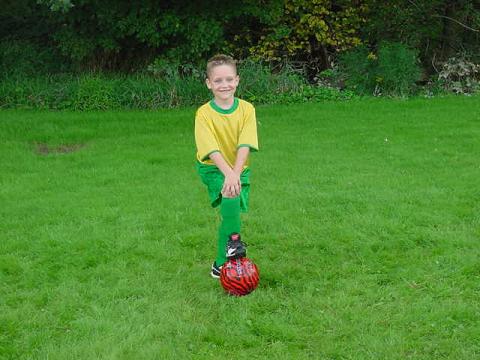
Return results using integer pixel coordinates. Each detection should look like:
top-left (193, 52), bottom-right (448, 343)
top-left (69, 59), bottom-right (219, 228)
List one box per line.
top-left (206, 64), bottom-right (239, 107)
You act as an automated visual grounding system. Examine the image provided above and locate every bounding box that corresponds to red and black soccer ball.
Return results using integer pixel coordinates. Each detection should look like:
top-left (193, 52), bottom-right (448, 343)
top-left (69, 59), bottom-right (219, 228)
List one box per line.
top-left (220, 257), bottom-right (259, 296)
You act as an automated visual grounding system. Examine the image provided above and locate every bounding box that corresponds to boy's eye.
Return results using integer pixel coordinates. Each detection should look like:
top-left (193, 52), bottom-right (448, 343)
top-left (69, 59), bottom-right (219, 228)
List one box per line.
top-left (213, 77), bottom-right (235, 84)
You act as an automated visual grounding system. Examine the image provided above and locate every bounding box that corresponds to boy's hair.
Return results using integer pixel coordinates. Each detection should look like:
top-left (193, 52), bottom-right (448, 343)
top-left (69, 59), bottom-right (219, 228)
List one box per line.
top-left (206, 54), bottom-right (237, 78)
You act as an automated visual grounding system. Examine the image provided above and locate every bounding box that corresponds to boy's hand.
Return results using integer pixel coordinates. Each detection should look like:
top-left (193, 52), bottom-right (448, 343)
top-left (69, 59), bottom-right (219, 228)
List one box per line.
top-left (208, 151), bottom-right (244, 198)
top-left (222, 172), bottom-right (241, 198)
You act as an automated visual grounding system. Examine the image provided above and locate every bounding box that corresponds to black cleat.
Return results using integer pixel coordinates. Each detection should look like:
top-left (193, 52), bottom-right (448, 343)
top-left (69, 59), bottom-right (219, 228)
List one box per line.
top-left (211, 262), bottom-right (222, 279)
top-left (226, 233), bottom-right (247, 259)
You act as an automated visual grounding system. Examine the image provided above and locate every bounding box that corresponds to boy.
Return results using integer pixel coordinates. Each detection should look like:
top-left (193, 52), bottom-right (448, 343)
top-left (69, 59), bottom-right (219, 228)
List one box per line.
top-left (194, 54), bottom-right (259, 278)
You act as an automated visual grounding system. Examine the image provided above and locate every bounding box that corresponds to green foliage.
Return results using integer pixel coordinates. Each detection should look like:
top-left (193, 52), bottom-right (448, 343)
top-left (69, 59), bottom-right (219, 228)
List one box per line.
top-left (73, 75), bottom-right (119, 111)
top-left (236, 60), bottom-right (305, 102)
top-left (376, 42), bottom-right (422, 97)
top-left (0, 61), bottom-right (354, 110)
top-left (338, 45), bottom-right (376, 95)
top-left (36, 0), bottom-right (74, 12)
top-left (274, 85), bottom-right (356, 103)
top-left (1, 1), bottom-right (285, 70)
top-left (237, 60), bottom-right (356, 103)
top-left (339, 42), bottom-right (421, 96)
top-left (0, 73), bottom-right (212, 110)
top-left (2, 0), bottom-right (479, 80)
top-left (0, 39), bottom-right (69, 77)
top-left (245, 0), bottom-right (366, 68)
top-left (147, 58), bottom-right (205, 83)
top-left (363, 0), bottom-right (480, 72)
top-left (314, 66), bottom-right (346, 90)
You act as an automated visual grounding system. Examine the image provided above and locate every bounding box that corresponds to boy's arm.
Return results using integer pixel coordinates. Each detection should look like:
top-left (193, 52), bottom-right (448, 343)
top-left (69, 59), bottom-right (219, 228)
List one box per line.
top-left (233, 146), bottom-right (250, 176)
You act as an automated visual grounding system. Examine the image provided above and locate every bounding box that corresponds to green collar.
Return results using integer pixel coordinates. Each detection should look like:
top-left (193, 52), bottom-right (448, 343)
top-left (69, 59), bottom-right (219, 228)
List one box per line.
top-left (209, 98), bottom-right (239, 114)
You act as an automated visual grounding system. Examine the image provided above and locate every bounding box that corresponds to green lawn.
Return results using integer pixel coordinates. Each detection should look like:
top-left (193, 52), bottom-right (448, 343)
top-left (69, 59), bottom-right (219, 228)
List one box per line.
top-left (1, 96), bottom-right (479, 359)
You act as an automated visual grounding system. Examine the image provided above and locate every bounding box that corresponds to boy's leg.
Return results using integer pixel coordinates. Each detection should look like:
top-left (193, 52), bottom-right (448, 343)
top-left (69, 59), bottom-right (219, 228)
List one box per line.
top-left (215, 195), bottom-right (241, 267)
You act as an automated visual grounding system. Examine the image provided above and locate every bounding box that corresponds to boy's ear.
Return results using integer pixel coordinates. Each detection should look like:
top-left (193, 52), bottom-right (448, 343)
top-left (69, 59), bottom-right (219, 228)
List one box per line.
top-left (205, 78), bottom-right (212, 89)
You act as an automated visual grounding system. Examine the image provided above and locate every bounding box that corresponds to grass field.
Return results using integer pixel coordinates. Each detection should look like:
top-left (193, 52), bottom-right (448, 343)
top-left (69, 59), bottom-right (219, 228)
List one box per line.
top-left (1, 96), bottom-right (479, 359)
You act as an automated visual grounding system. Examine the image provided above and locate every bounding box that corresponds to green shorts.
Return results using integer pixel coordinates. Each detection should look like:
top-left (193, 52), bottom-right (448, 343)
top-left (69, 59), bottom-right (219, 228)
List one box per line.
top-left (196, 162), bottom-right (251, 212)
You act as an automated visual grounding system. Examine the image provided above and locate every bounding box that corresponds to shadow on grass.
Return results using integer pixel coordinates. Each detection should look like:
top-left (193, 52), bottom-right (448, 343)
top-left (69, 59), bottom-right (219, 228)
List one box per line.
top-left (34, 141), bottom-right (87, 155)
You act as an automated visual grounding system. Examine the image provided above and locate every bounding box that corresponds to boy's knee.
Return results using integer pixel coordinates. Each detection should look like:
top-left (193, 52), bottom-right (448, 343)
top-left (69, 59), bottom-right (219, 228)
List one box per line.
top-left (220, 195), bottom-right (241, 216)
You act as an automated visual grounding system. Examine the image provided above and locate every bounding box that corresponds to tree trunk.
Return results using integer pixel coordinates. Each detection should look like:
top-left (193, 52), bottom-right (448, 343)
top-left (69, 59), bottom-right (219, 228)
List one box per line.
top-left (439, 1), bottom-right (457, 60)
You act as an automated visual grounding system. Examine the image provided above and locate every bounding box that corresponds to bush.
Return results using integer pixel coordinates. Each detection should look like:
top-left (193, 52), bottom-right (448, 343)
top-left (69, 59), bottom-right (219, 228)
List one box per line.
top-left (0, 58), bottom-right (358, 110)
top-left (236, 60), bottom-right (306, 103)
top-left (338, 45), bottom-right (376, 95)
top-left (0, 39), bottom-right (70, 78)
top-left (0, 70), bottom-right (350, 111)
top-left (145, 58), bottom-right (209, 107)
top-left (274, 85), bottom-right (356, 104)
top-left (338, 42), bottom-right (421, 96)
top-left (73, 75), bottom-right (119, 110)
top-left (377, 42), bottom-right (421, 96)
top-left (438, 55), bottom-right (479, 95)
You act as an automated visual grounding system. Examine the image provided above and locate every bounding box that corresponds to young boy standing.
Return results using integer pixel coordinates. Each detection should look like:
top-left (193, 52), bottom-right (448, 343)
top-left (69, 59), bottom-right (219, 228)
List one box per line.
top-left (194, 54), bottom-right (259, 278)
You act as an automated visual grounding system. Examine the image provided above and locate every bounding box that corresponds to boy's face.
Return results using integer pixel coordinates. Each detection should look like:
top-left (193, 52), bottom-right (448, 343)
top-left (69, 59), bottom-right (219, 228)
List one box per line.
top-left (206, 64), bottom-right (239, 103)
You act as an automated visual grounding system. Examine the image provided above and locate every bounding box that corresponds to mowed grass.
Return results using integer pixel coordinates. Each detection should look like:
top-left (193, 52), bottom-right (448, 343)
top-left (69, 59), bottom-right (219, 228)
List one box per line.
top-left (1, 96), bottom-right (479, 359)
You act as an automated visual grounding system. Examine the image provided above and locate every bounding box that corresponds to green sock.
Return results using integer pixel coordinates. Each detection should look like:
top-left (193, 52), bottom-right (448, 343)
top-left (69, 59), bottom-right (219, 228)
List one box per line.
top-left (216, 196), bottom-right (241, 266)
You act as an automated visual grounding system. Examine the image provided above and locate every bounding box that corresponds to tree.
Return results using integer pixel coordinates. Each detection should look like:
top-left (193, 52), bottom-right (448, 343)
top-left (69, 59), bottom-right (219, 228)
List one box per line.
top-left (236, 0), bottom-right (367, 75)
top-left (362, 0), bottom-right (480, 73)
top-left (2, 0), bottom-right (284, 70)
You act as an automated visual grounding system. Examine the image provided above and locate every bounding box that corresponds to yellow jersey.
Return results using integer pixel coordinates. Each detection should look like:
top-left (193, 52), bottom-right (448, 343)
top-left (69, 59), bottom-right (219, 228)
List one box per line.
top-left (195, 98), bottom-right (258, 167)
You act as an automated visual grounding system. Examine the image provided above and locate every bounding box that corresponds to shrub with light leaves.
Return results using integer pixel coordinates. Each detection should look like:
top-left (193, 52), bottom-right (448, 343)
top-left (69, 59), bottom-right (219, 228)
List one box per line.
top-left (438, 55), bottom-right (480, 95)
